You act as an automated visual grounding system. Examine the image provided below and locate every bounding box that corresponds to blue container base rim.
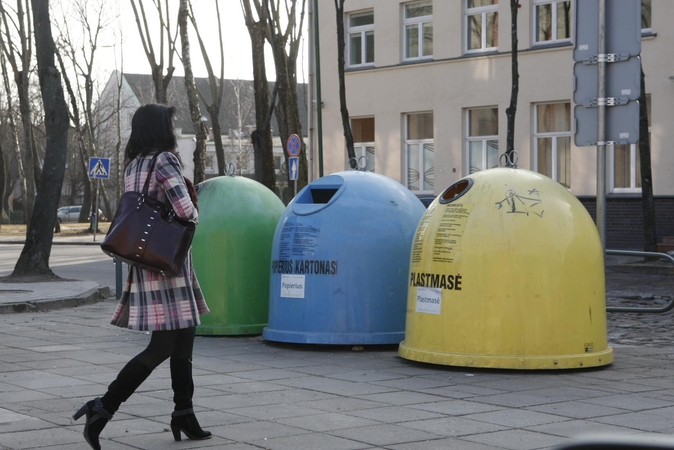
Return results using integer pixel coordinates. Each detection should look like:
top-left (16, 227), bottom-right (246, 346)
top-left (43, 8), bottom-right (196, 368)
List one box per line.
top-left (262, 328), bottom-right (404, 345)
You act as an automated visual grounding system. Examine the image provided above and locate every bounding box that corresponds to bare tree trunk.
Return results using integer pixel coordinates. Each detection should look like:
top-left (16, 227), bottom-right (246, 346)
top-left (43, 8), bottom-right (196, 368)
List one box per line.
top-left (334, 0), bottom-right (355, 167)
top-left (504, 0), bottom-right (519, 166)
top-left (0, 139), bottom-right (5, 228)
top-left (0, 0), bottom-right (38, 225)
top-left (189, 1), bottom-right (226, 176)
top-left (267, 0), bottom-right (308, 199)
top-left (241, 0), bottom-right (276, 190)
top-left (178, 0), bottom-right (207, 183)
top-left (0, 49), bottom-right (27, 221)
top-left (129, 0), bottom-right (177, 104)
top-left (12, 0), bottom-right (69, 278)
top-left (639, 65), bottom-right (656, 252)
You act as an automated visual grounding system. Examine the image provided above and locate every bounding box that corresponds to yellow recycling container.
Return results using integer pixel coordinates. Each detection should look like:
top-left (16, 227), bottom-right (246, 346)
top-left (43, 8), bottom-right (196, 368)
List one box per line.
top-left (399, 168), bottom-right (613, 369)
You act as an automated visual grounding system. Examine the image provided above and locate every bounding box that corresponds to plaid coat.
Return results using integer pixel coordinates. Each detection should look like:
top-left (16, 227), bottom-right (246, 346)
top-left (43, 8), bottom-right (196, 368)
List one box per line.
top-left (110, 152), bottom-right (210, 331)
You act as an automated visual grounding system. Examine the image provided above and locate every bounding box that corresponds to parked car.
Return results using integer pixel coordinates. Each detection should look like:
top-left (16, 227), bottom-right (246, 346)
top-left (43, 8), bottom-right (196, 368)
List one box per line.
top-left (57, 205), bottom-right (105, 223)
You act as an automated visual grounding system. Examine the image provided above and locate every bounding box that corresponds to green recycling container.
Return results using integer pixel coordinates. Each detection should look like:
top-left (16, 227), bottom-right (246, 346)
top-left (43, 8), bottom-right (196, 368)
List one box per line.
top-left (192, 176), bottom-right (285, 335)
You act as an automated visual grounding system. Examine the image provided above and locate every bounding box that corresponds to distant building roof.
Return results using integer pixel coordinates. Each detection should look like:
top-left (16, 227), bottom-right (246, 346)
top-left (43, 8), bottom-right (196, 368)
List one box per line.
top-left (121, 73), bottom-right (308, 137)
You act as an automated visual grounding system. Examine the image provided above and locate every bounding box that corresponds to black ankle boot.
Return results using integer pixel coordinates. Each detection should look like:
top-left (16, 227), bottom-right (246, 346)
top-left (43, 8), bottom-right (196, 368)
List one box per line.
top-left (72, 397), bottom-right (113, 450)
top-left (170, 408), bottom-right (212, 441)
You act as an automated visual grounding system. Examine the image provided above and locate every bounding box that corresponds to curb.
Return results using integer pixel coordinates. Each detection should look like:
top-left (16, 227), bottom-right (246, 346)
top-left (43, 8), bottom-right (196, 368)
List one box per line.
top-left (0, 240), bottom-right (101, 246)
top-left (0, 286), bottom-right (113, 314)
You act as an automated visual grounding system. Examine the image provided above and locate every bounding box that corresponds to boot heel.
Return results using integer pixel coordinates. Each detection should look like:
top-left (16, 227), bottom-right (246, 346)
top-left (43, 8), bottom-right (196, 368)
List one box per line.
top-left (171, 425), bottom-right (182, 441)
top-left (73, 403), bottom-right (88, 421)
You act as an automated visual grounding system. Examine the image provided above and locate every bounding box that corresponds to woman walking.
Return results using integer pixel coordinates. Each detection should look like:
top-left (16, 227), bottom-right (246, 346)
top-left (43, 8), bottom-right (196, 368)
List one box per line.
top-left (73, 104), bottom-right (211, 449)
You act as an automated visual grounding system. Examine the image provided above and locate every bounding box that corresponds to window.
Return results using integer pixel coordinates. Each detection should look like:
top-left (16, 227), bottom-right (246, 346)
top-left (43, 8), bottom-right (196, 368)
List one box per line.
top-left (533, 0), bottom-right (571, 44)
top-left (641, 0), bottom-right (651, 32)
top-left (611, 144), bottom-right (641, 192)
top-left (467, 107), bottom-right (499, 174)
top-left (534, 103), bottom-right (571, 188)
top-left (351, 117), bottom-right (375, 171)
top-left (205, 153), bottom-right (215, 173)
top-left (347, 10), bottom-right (374, 67)
top-left (403, 1), bottom-right (433, 61)
top-left (610, 96), bottom-right (650, 192)
top-left (466, 0), bottom-right (498, 52)
top-left (405, 113), bottom-right (434, 192)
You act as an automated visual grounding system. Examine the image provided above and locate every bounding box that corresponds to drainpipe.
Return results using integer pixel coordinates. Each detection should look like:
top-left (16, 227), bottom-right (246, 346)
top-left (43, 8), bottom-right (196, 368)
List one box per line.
top-left (313, 0), bottom-right (324, 177)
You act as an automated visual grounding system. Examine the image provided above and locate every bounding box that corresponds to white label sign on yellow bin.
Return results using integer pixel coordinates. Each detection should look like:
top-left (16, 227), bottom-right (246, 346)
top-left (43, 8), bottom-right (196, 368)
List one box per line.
top-left (281, 274), bottom-right (305, 298)
top-left (415, 287), bottom-right (442, 315)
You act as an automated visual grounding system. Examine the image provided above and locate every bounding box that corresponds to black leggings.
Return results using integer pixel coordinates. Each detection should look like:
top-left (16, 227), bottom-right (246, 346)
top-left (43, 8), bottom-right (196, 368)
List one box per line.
top-left (134, 327), bottom-right (196, 370)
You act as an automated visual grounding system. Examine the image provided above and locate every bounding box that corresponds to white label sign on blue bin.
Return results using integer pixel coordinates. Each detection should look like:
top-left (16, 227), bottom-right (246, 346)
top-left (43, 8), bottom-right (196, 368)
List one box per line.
top-left (281, 274), bottom-right (305, 298)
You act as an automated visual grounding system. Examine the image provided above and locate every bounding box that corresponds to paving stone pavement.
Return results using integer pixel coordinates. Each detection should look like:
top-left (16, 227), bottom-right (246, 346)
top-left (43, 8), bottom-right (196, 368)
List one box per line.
top-left (1, 259), bottom-right (674, 449)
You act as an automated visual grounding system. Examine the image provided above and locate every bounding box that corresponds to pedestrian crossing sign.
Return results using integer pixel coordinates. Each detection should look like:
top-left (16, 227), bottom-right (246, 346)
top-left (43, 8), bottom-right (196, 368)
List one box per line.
top-left (88, 157), bottom-right (110, 179)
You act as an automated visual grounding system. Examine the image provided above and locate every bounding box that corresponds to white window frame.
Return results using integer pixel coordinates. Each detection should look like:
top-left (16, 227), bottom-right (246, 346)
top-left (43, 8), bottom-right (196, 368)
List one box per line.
top-left (403, 1), bottom-right (433, 62)
top-left (465, 107), bottom-right (499, 174)
top-left (347, 10), bottom-right (375, 68)
top-left (641, 0), bottom-right (652, 34)
top-left (405, 112), bottom-right (434, 193)
top-left (533, 102), bottom-right (571, 188)
top-left (532, 0), bottom-right (572, 45)
top-left (609, 144), bottom-right (641, 193)
top-left (465, 0), bottom-right (499, 54)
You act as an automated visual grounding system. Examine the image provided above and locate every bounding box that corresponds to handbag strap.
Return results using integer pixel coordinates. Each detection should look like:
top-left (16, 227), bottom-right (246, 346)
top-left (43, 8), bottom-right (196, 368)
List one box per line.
top-left (140, 152), bottom-right (163, 197)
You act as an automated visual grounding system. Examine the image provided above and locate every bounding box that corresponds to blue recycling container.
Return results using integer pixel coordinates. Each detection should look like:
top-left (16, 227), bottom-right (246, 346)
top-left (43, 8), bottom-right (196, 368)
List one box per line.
top-left (263, 171), bottom-right (426, 344)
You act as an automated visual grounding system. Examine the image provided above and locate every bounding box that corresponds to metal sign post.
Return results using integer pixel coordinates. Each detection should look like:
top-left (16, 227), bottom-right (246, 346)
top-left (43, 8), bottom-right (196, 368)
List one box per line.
top-left (573, 0), bottom-right (641, 249)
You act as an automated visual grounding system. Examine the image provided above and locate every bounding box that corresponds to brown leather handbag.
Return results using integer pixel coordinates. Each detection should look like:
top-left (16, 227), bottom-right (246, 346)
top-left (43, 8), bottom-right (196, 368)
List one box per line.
top-left (101, 153), bottom-right (196, 277)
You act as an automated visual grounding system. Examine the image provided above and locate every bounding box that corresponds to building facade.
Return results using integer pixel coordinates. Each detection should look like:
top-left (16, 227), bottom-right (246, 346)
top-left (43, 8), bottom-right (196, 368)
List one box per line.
top-left (312, 0), bottom-right (674, 248)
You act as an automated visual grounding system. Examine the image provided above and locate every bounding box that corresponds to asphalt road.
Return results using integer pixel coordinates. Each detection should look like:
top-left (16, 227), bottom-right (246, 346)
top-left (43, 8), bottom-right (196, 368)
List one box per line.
top-left (0, 243), bottom-right (120, 294)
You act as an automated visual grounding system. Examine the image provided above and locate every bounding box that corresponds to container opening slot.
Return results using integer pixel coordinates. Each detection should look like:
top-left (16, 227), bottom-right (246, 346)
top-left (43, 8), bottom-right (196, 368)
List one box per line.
top-left (440, 179), bottom-right (473, 204)
top-left (311, 188), bottom-right (339, 204)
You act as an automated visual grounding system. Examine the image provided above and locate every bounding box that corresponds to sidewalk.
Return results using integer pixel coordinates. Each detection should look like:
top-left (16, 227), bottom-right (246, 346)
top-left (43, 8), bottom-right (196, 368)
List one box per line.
top-left (1, 238), bottom-right (674, 449)
top-left (0, 233), bottom-right (111, 313)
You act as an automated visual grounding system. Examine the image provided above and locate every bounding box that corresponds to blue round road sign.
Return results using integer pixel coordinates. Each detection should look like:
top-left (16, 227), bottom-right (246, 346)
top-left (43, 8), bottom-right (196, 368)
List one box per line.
top-left (287, 134), bottom-right (301, 157)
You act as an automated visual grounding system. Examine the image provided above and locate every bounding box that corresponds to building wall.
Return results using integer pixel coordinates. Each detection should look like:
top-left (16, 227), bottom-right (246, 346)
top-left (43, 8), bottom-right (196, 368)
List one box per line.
top-left (313, 0), bottom-right (674, 199)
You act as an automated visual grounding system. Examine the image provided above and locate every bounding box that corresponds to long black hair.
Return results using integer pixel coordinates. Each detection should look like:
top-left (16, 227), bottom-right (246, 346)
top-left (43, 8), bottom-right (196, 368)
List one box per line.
top-left (123, 103), bottom-right (179, 167)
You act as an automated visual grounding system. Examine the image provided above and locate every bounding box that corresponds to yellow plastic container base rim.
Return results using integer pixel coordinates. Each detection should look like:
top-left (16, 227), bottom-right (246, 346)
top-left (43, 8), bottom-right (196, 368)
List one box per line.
top-left (398, 342), bottom-right (614, 370)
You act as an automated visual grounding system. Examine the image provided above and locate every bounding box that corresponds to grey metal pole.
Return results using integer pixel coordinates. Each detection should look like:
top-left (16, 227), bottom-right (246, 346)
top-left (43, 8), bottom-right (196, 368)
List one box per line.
top-left (596, 0), bottom-right (607, 250)
top-left (115, 259), bottom-right (122, 299)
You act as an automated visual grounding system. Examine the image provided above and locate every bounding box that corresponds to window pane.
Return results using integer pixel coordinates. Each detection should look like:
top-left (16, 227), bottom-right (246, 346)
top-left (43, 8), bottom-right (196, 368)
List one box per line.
top-left (469, 108), bottom-right (498, 136)
top-left (422, 22), bottom-right (433, 56)
top-left (405, 1), bottom-right (432, 18)
top-left (487, 12), bottom-right (498, 47)
top-left (537, 137), bottom-right (553, 178)
top-left (408, 113), bottom-right (434, 139)
top-left (557, 136), bottom-right (571, 188)
top-left (407, 144), bottom-right (420, 190)
top-left (468, 0), bottom-right (497, 8)
top-left (352, 117), bottom-right (375, 142)
top-left (557, 1), bottom-right (571, 39)
top-left (468, 14), bottom-right (482, 50)
top-left (469, 141), bottom-right (483, 173)
top-left (406, 25), bottom-right (419, 58)
top-left (365, 145), bottom-right (375, 172)
top-left (350, 34), bottom-right (362, 65)
top-left (365, 31), bottom-right (375, 63)
top-left (642, 0), bottom-right (651, 29)
top-left (350, 12), bottom-right (373, 27)
top-left (423, 143), bottom-right (434, 190)
top-left (536, 4), bottom-right (552, 41)
top-left (614, 144), bottom-right (630, 188)
top-left (487, 140), bottom-right (499, 168)
top-left (536, 103), bottom-right (570, 132)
